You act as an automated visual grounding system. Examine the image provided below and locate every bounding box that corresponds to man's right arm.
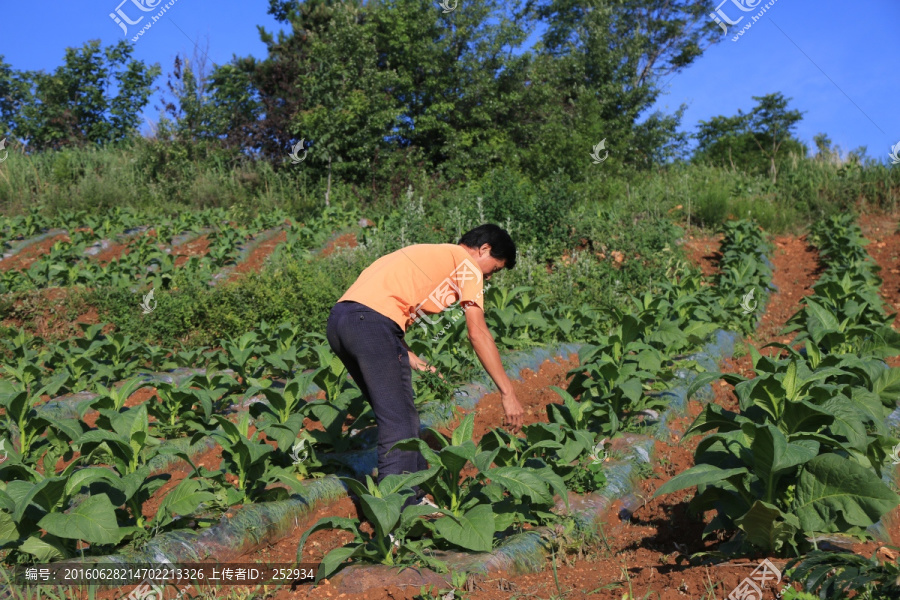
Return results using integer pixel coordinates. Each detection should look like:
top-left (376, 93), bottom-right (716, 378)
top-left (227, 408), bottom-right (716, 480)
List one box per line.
top-left (464, 303), bottom-right (524, 433)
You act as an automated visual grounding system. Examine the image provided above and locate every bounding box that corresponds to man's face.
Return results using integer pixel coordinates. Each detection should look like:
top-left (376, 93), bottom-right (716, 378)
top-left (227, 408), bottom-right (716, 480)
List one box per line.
top-left (474, 244), bottom-right (506, 280)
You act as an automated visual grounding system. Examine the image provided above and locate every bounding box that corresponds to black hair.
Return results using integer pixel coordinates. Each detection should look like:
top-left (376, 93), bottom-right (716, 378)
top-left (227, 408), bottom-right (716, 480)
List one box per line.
top-left (458, 224), bottom-right (517, 270)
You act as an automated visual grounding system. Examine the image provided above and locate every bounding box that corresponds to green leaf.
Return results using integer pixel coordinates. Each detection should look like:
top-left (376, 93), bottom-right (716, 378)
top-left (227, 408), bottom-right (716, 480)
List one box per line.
top-left (64, 467), bottom-right (120, 498)
top-left (19, 534), bottom-right (69, 562)
top-left (433, 504), bottom-right (494, 552)
top-left (38, 494), bottom-right (123, 544)
top-left (153, 478), bottom-right (217, 525)
top-left (483, 466), bottom-right (552, 504)
top-left (451, 412), bottom-right (475, 447)
top-left (652, 464), bottom-right (748, 498)
top-left (14, 477), bottom-right (68, 523)
top-left (795, 454), bottom-right (900, 533)
top-left (782, 360), bottom-right (799, 402)
top-left (358, 493), bottom-right (403, 538)
top-left (317, 544), bottom-right (362, 582)
top-left (781, 400), bottom-right (832, 437)
top-left (871, 366), bottom-right (900, 407)
top-left (441, 443), bottom-right (477, 478)
top-left (377, 469), bottom-right (439, 496)
top-left (749, 424), bottom-right (817, 503)
top-left (0, 510), bottom-right (20, 545)
top-left (734, 500), bottom-right (800, 553)
top-left (685, 403), bottom-right (742, 438)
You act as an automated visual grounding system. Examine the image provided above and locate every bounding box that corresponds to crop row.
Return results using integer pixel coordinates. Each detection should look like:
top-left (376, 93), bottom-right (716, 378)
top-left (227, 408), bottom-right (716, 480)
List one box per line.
top-left (0, 209), bottom-right (296, 294)
top-left (657, 213), bottom-right (900, 560)
top-left (0, 284), bottom-right (604, 400)
top-left (1, 207), bottom-right (147, 255)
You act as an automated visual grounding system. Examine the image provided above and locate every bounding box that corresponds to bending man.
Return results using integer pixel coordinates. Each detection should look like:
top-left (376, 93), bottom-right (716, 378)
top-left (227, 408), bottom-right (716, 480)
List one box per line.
top-left (325, 224), bottom-right (524, 506)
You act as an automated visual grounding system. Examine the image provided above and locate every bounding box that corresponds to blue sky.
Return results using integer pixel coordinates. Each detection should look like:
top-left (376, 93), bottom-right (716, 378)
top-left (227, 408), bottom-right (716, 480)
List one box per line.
top-left (1, 0), bottom-right (897, 163)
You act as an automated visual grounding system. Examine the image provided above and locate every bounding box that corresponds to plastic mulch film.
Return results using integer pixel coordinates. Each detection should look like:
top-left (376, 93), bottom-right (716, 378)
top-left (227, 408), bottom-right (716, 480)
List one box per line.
top-left (651, 328), bottom-right (740, 441)
top-left (13, 333), bottom-right (733, 591)
top-left (82, 226), bottom-right (151, 256)
top-left (5, 476), bottom-right (350, 593)
top-left (169, 227), bottom-right (215, 248)
top-left (886, 405), bottom-right (900, 434)
top-left (208, 225), bottom-right (289, 286)
top-left (0, 229), bottom-right (67, 261)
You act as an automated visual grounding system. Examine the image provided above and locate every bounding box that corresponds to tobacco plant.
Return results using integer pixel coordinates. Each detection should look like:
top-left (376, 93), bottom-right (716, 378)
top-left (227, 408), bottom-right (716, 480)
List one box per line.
top-left (654, 345), bottom-right (900, 555)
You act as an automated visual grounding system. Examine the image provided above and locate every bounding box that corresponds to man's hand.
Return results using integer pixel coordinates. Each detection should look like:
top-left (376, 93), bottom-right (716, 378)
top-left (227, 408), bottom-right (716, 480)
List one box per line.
top-left (408, 351), bottom-right (434, 372)
top-left (500, 389), bottom-right (524, 434)
top-left (408, 350), bottom-right (444, 378)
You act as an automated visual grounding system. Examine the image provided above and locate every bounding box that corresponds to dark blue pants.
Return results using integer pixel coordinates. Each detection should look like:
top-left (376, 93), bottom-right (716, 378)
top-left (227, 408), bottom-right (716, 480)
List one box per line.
top-left (325, 301), bottom-right (426, 502)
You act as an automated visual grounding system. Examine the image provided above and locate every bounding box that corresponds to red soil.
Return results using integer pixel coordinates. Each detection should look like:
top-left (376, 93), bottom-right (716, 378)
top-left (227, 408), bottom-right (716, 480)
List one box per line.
top-left (227, 230), bottom-right (288, 280)
top-left (319, 233), bottom-right (358, 257)
top-left (679, 232), bottom-right (723, 277)
top-left (0, 233), bottom-right (69, 272)
top-left (858, 211), bottom-right (900, 350)
top-left (172, 234), bottom-right (212, 267)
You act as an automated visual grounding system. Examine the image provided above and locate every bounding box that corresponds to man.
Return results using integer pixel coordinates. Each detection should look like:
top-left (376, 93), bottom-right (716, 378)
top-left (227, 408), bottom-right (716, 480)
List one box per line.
top-left (325, 223), bottom-right (524, 507)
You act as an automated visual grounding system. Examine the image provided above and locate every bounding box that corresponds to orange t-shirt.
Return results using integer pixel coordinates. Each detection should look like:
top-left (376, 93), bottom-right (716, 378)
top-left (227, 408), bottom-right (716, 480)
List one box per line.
top-left (338, 244), bottom-right (485, 331)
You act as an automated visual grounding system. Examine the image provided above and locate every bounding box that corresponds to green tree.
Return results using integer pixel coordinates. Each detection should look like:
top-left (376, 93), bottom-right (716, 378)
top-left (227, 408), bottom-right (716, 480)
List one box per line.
top-left (694, 114), bottom-right (758, 171)
top-left (368, 0), bottom-right (530, 182)
top-left (0, 57), bottom-right (29, 141)
top-left (506, 0), bottom-right (719, 180)
top-left (216, 0), bottom-right (716, 188)
top-left (288, 0), bottom-right (404, 189)
top-left (693, 93), bottom-right (805, 182)
top-left (2, 41), bottom-right (159, 151)
top-left (155, 39), bottom-right (260, 149)
top-left (747, 92), bottom-right (804, 183)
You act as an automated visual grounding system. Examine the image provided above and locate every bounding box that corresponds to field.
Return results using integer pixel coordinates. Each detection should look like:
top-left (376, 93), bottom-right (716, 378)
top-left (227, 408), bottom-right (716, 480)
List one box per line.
top-left (1, 197), bottom-right (900, 600)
